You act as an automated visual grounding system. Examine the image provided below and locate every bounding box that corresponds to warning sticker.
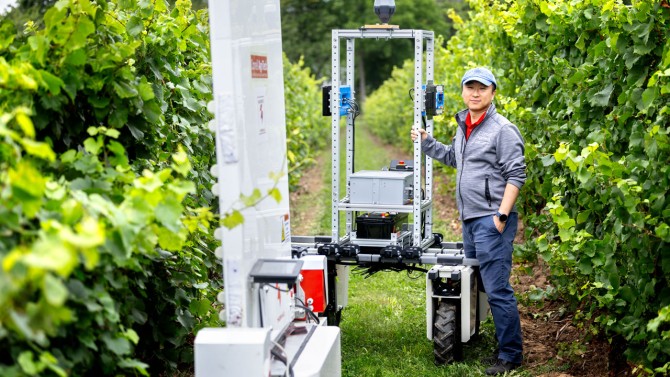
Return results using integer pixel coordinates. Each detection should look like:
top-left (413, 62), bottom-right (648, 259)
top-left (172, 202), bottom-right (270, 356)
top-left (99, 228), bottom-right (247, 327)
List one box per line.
top-left (251, 55), bottom-right (268, 78)
top-left (281, 214), bottom-right (290, 244)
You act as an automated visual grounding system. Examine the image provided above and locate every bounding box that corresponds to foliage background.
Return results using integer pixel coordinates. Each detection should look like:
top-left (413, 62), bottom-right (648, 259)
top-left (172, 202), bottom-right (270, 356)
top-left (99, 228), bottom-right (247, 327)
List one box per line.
top-left (3, 0), bottom-right (669, 374)
top-left (0, 0), bottom-right (326, 375)
top-left (280, 0), bottom-right (469, 100)
top-left (364, 0), bottom-right (670, 373)
top-left (283, 55), bottom-right (329, 189)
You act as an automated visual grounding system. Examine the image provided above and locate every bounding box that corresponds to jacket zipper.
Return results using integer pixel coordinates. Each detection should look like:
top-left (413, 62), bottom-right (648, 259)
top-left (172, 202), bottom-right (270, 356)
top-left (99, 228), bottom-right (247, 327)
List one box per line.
top-left (458, 133), bottom-right (466, 219)
top-left (485, 175), bottom-right (492, 208)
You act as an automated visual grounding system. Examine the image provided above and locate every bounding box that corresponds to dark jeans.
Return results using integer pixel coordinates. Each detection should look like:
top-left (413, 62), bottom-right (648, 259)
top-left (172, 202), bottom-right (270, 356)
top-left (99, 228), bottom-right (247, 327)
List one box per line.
top-left (462, 212), bottom-right (523, 364)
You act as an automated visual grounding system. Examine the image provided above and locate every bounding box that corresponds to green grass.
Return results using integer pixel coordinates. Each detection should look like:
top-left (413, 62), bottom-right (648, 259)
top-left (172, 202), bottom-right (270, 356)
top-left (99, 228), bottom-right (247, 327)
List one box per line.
top-left (341, 270), bottom-right (511, 377)
top-left (299, 122), bottom-right (532, 376)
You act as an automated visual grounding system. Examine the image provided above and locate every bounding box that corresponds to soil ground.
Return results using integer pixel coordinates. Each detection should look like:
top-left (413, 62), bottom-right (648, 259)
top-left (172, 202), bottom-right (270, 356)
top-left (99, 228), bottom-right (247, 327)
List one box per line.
top-left (290, 134), bottom-right (613, 377)
top-left (289, 152), bottom-right (328, 236)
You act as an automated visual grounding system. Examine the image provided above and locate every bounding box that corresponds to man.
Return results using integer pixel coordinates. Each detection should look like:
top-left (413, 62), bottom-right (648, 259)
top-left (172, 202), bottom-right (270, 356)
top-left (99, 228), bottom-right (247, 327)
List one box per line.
top-left (411, 67), bottom-right (526, 375)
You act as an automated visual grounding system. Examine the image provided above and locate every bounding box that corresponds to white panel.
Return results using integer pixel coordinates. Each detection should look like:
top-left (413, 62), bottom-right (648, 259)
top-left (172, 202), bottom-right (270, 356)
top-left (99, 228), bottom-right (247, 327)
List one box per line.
top-left (459, 267), bottom-right (472, 343)
top-left (258, 282), bottom-right (293, 333)
top-left (335, 265), bottom-right (349, 309)
top-left (426, 268), bottom-right (435, 340)
top-left (194, 328), bottom-right (271, 377)
top-left (301, 255), bottom-right (327, 270)
top-left (292, 327), bottom-right (342, 377)
top-left (208, 0), bottom-right (291, 328)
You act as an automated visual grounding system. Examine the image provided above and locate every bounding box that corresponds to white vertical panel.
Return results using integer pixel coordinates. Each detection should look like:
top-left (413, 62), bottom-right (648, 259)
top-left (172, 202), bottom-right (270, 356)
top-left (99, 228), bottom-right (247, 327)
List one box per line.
top-left (209, 0), bottom-right (291, 328)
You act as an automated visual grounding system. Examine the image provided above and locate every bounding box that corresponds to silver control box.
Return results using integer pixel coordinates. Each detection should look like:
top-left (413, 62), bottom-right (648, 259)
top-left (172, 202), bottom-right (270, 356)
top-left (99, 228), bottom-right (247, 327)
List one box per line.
top-left (349, 170), bottom-right (413, 205)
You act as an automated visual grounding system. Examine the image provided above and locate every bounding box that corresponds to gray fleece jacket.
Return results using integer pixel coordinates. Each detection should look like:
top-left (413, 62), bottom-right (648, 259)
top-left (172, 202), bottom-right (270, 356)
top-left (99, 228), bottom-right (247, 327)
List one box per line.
top-left (421, 103), bottom-right (526, 221)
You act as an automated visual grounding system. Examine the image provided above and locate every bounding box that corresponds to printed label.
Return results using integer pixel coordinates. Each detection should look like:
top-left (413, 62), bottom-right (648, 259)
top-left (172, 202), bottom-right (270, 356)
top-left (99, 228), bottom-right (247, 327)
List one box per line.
top-left (281, 214), bottom-right (291, 244)
top-left (251, 55), bottom-right (268, 78)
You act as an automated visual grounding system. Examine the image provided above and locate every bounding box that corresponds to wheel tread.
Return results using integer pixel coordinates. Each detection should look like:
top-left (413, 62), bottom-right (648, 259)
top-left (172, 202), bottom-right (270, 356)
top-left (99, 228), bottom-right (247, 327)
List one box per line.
top-left (433, 301), bottom-right (463, 365)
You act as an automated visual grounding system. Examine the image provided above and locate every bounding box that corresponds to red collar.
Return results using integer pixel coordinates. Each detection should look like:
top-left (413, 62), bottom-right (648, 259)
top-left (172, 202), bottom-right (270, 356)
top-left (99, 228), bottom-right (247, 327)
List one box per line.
top-left (465, 112), bottom-right (486, 140)
top-left (465, 112), bottom-right (486, 127)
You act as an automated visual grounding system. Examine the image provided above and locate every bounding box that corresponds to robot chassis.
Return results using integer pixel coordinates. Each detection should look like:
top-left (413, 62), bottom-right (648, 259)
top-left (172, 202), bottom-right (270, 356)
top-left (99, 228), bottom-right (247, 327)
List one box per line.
top-left (293, 26), bottom-right (491, 364)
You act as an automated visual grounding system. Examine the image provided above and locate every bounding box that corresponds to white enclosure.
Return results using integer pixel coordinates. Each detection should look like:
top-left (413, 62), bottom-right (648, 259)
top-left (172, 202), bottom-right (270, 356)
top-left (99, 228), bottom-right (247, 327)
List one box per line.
top-left (208, 0), bottom-right (291, 329)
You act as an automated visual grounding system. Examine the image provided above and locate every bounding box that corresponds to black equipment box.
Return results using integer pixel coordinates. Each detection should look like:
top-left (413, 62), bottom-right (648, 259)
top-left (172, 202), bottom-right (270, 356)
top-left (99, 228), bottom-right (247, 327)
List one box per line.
top-left (355, 212), bottom-right (408, 239)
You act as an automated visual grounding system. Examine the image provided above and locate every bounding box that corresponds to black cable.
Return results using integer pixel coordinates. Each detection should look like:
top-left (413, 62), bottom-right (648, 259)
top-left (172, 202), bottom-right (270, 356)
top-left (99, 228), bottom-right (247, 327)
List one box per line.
top-left (264, 285), bottom-right (326, 323)
top-left (410, 88), bottom-right (429, 129)
top-left (343, 98), bottom-right (360, 119)
top-left (352, 263), bottom-right (428, 278)
top-left (406, 265), bottom-right (425, 280)
top-left (352, 113), bottom-right (356, 173)
top-left (351, 98), bottom-right (360, 115)
top-left (342, 97), bottom-right (360, 173)
top-left (295, 296), bottom-right (307, 306)
top-left (294, 297), bottom-right (320, 323)
top-left (295, 304), bottom-right (320, 323)
top-left (421, 188), bottom-right (426, 236)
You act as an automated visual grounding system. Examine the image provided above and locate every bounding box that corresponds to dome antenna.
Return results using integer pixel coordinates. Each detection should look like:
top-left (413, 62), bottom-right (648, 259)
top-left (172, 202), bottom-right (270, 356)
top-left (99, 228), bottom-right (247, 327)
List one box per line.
top-left (374, 0), bottom-right (395, 24)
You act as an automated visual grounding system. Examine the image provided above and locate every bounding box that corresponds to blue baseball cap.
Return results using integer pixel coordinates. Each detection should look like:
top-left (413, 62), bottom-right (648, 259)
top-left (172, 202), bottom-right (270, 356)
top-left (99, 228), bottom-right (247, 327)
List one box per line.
top-left (461, 67), bottom-right (497, 89)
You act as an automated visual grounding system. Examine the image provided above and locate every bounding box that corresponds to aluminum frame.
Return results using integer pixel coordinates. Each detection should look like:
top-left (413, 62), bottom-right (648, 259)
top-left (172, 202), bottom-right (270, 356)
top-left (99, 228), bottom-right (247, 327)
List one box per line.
top-left (330, 28), bottom-right (436, 249)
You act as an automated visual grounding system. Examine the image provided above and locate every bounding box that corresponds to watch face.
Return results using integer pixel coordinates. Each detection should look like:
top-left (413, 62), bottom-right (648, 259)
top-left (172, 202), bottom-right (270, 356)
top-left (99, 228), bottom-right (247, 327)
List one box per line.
top-left (498, 212), bottom-right (508, 222)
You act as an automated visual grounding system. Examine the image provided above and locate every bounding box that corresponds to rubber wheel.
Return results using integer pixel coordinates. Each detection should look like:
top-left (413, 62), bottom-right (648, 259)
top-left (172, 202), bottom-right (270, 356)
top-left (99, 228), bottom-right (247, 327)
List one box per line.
top-left (433, 301), bottom-right (462, 365)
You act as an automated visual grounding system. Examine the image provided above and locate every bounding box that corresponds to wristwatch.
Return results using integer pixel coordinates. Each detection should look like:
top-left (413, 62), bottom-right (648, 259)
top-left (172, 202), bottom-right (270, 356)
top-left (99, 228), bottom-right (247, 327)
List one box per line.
top-left (496, 211), bottom-right (508, 222)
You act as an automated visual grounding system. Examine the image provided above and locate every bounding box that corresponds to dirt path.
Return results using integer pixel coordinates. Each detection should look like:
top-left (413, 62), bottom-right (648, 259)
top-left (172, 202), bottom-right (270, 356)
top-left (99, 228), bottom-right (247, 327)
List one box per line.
top-left (289, 129), bottom-right (611, 376)
top-left (289, 152), bottom-right (328, 235)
